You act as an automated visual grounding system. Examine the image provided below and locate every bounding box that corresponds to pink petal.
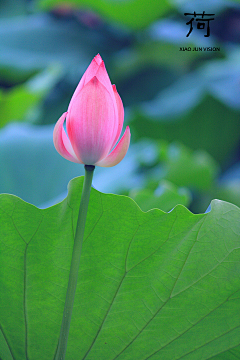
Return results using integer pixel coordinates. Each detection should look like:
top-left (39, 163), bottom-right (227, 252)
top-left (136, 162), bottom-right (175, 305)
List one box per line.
top-left (67, 77), bottom-right (117, 165)
top-left (68, 54), bottom-right (103, 110)
top-left (83, 54), bottom-right (104, 86)
top-left (94, 61), bottom-right (119, 138)
top-left (95, 60), bottom-right (114, 95)
top-left (95, 126), bottom-right (131, 167)
top-left (68, 55), bottom-right (119, 151)
top-left (109, 84), bottom-right (124, 150)
top-left (53, 112), bottom-right (82, 163)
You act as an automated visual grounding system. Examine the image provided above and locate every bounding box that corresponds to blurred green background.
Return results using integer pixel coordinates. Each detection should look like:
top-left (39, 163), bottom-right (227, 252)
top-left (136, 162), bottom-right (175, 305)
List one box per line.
top-left (0, 0), bottom-right (240, 213)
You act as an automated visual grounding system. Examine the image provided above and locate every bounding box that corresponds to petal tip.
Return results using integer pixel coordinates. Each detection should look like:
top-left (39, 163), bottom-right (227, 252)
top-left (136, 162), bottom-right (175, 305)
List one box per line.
top-left (94, 53), bottom-right (103, 65)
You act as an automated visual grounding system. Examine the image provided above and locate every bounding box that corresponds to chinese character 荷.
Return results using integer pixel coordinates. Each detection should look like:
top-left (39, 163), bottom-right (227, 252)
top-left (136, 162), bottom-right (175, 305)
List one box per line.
top-left (184, 11), bottom-right (215, 37)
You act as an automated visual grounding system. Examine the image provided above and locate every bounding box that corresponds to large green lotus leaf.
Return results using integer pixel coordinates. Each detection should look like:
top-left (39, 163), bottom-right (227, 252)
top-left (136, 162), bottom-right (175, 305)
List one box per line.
top-left (38, 0), bottom-right (172, 30)
top-left (1, 176), bottom-right (240, 360)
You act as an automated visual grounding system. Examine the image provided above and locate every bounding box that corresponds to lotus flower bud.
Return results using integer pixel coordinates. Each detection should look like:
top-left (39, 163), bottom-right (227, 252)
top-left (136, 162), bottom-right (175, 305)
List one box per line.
top-left (53, 54), bottom-right (130, 167)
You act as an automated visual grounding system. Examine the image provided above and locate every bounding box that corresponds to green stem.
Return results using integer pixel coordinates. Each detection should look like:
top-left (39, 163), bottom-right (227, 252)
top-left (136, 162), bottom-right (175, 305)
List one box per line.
top-left (55, 165), bottom-right (95, 360)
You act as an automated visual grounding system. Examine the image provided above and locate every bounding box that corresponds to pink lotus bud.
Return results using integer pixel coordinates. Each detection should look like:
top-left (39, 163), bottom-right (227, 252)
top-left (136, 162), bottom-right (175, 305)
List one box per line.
top-left (53, 54), bottom-right (130, 167)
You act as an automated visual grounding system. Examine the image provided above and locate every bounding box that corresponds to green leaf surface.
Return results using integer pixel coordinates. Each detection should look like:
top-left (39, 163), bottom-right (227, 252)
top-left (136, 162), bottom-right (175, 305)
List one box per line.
top-left (209, 344), bottom-right (240, 359)
top-left (37, 0), bottom-right (172, 30)
top-left (1, 176), bottom-right (240, 359)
